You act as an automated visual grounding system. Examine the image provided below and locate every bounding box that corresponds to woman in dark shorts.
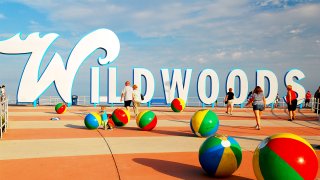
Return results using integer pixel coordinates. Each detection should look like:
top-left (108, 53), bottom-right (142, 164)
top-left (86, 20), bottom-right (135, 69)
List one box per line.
top-left (224, 88), bottom-right (234, 115)
top-left (286, 85), bottom-right (297, 121)
top-left (246, 86), bottom-right (266, 130)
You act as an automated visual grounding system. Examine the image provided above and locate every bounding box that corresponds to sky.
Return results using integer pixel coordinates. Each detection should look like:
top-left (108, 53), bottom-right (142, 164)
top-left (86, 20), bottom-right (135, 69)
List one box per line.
top-left (0, 0), bottom-right (320, 102)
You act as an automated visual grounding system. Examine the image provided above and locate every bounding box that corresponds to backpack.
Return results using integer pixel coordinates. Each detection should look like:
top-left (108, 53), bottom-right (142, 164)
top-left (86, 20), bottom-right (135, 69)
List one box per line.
top-left (141, 94), bottom-right (144, 101)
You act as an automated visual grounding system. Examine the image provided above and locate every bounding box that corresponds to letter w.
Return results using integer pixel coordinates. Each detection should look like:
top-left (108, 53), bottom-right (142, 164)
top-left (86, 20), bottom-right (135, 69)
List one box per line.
top-left (0, 29), bottom-right (120, 103)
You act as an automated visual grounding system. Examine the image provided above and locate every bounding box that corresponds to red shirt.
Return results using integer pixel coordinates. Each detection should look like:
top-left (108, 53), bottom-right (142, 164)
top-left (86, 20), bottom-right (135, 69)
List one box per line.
top-left (306, 92), bottom-right (312, 100)
top-left (286, 90), bottom-right (297, 102)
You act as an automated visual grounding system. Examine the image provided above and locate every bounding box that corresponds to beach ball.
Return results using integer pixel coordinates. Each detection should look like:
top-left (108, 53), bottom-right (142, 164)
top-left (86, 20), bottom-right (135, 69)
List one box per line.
top-left (190, 109), bottom-right (219, 137)
top-left (84, 112), bottom-right (102, 129)
top-left (107, 114), bottom-right (115, 128)
top-left (199, 134), bottom-right (242, 177)
top-left (136, 110), bottom-right (157, 131)
top-left (55, 103), bottom-right (67, 114)
top-left (253, 133), bottom-right (318, 180)
top-left (171, 98), bottom-right (186, 112)
top-left (112, 108), bottom-right (130, 126)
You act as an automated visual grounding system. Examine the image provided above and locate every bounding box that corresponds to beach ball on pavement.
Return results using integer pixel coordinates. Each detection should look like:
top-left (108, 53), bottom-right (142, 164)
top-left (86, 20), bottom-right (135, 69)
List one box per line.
top-left (171, 98), bottom-right (186, 112)
top-left (136, 110), bottom-right (157, 131)
top-left (107, 114), bottom-right (116, 128)
top-left (84, 112), bottom-right (102, 129)
top-left (199, 134), bottom-right (242, 177)
top-left (253, 133), bottom-right (318, 180)
top-left (190, 109), bottom-right (219, 137)
top-left (112, 108), bottom-right (130, 126)
top-left (55, 103), bottom-right (67, 114)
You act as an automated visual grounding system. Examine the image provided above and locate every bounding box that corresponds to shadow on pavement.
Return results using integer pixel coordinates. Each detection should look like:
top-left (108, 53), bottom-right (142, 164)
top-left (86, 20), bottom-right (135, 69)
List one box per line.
top-left (121, 126), bottom-right (194, 137)
top-left (133, 158), bottom-right (253, 180)
top-left (65, 124), bottom-right (86, 129)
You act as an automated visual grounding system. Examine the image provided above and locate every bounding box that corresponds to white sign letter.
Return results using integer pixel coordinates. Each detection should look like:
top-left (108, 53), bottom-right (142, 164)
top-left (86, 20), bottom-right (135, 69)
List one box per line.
top-left (226, 69), bottom-right (248, 104)
top-left (133, 68), bottom-right (154, 103)
top-left (0, 28), bottom-right (120, 103)
top-left (161, 69), bottom-right (192, 103)
top-left (91, 67), bottom-right (100, 104)
top-left (285, 69), bottom-right (306, 105)
top-left (197, 69), bottom-right (219, 104)
top-left (108, 67), bottom-right (120, 103)
top-left (256, 70), bottom-right (278, 105)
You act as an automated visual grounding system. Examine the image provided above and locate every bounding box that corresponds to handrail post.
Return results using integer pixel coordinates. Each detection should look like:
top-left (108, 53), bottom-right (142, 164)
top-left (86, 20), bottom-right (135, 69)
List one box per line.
top-left (317, 99), bottom-right (319, 115)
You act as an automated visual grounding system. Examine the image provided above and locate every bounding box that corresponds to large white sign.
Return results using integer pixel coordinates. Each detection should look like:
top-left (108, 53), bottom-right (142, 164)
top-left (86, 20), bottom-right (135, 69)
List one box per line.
top-left (0, 28), bottom-right (306, 105)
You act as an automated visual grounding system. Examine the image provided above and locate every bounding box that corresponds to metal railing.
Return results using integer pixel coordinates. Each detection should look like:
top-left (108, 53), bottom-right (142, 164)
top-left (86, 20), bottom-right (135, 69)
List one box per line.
top-left (5, 95), bottom-right (318, 110)
top-left (0, 97), bottom-right (8, 139)
top-left (313, 98), bottom-right (320, 121)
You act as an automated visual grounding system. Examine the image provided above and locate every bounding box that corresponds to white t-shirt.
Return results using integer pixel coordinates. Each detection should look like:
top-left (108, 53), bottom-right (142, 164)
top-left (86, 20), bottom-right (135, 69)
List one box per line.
top-left (133, 89), bottom-right (142, 102)
top-left (122, 86), bottom-right (133, 101)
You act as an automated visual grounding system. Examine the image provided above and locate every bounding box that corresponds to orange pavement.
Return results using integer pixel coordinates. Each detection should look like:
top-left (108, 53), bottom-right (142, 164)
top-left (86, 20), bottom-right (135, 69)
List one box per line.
top-left (0, 105), bottom-right (319, 180)
top-left (3, 126), bottom-right (320, 140)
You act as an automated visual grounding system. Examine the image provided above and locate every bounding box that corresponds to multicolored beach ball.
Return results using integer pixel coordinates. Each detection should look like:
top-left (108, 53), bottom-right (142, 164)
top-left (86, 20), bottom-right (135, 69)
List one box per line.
top-left (107, 114), bottom-right (116, 128)
top-left (190, 109), bottom-right (219, 137)
top-left (55, 103), bottom-right (67, 114)
top-left (112, 108), bottom-right (130, 126)
top-left (171, 98), bottom-right (186, 112)
top-left (253, 133), bottom-right (318, 180)
top-left (199, 134), bottom-right (242, 177)
top-left (136, 110), bottom-right (157, 131)
top-left (84, 112), bottom-right (102, 129)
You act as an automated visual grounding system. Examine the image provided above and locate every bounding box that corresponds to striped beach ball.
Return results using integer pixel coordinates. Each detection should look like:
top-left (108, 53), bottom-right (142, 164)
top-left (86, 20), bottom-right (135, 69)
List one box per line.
top-left (136, 110), bottom-right (157, 131)
top-left (253, 133), bottom-right (318, 180)
top-left (112, 108), bottom-right (130, 126)
top-left (199, 134), bottom-right (242, 177)
top-left (84, 112), bottom-right (102, 129)
top-left (107, 114), bottom-right (115, 128)
top-left (171, 98), bottom-right (186, 112)
top-left (190, 109), bottom-right (219, 137)
top-left (55, 103), bottom-right (67, 114)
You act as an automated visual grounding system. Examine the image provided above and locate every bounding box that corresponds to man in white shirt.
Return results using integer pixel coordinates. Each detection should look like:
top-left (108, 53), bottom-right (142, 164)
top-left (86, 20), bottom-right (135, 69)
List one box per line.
top-left (120, 81), bottom-right (133, 110)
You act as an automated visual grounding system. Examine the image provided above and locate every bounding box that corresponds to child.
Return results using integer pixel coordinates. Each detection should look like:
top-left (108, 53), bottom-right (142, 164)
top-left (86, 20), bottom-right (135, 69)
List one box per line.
top-left (100, 106), bottom-right (113, 130)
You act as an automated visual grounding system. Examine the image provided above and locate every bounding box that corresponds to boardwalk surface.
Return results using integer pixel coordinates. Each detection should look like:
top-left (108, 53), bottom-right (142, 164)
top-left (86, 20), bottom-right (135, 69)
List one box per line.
top-left (0, 105), bottom-right (319, 180)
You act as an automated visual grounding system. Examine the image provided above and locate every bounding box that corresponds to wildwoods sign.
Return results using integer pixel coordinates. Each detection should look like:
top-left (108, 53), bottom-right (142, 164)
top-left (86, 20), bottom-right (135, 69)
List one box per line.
top-left (0, 29), bottom-right (306, 105)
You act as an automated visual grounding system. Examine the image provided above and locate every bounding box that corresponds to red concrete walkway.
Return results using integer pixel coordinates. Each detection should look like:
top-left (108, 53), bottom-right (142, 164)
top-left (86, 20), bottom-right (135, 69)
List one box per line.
top-left (0, 106), bottom-right (319, 180)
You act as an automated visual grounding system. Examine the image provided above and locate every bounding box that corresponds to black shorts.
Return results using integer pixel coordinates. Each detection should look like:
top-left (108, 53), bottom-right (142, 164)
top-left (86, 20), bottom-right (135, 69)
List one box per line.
top-left (305, 99), bottom-right (310, 103)
top-left (124, 100), bottom-right (132, 107)
top-left (253, 104), bottom-right (264, 111)
top-left (287, 99), bottom-right (297, 111)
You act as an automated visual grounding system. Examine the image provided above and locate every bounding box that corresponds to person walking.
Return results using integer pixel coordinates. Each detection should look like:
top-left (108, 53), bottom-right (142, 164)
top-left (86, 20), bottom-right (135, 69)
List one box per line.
top-left (275, 93), bottom-right (280, 108)
top-left (247, 90), bottom-right (253, 101)
top-left (246, 86), bottom-right (266, 130)
top-left (314, 86), bottom-right (320, 113)
top-left (120, 81), bottom-right (133, 111)
top-left (132, 84), bottom-right (142, 117)
top-left (224, 88), bottom-right (234, 115)
top-left (286, 85), bottom-right (297, 121)
top-left (0, 85), bottom-right (6, 102)
top-left (304, 91), bottom-right (312, 108)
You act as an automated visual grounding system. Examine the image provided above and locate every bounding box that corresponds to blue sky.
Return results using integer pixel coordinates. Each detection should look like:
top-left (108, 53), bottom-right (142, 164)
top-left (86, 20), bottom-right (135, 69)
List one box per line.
top-left (0, 0), bottom-right (320, 100)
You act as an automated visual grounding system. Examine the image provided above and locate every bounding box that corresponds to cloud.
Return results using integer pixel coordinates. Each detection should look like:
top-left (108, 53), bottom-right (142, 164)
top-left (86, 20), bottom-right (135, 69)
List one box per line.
top-left (1, 0), bottom-right (320, 97)
top-left (289, 28), bottom-right (302, 34)
top-left (10, 0), bottom-right (249, 37)
top-left (0, 33), bottom-right (16, 39)
top-left (0, 13), bottom-right (5, 19)
top-left (5, 1), bottom-right (319, 64)
top-left (215, 51), bottom-right (227, 59)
